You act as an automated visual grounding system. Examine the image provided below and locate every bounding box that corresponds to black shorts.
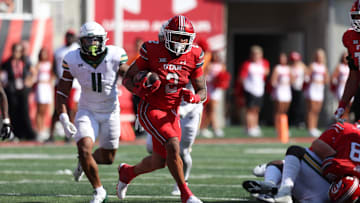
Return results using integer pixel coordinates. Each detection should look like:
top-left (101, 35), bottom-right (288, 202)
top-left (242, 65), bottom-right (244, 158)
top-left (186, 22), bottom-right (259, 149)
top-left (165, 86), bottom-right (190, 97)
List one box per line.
top-left (244, 90), bottom-right (263, 108)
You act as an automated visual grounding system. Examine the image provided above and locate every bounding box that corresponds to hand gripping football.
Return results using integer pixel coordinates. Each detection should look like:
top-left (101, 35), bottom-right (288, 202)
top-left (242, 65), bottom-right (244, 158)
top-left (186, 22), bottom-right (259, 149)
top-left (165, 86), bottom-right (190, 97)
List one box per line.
top-left (133, 71), bottom-right (160, 87)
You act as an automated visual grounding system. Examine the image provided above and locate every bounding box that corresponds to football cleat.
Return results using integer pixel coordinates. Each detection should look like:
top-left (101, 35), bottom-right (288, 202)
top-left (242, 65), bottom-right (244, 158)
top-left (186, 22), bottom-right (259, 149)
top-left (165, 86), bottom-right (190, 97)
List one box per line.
top-left (253, 163), bottom-right (267, 177)
top-left (73, 160), bottom-right (84, 182)
top-left (243, 180), bottom-right (277, 195)
top-left (252, 193), bottom-right (275, 203)
top-left (171, 183), bottom-right (181, 196)
top-left (90, 189), bottom-right (107, 203)
top-left (273, 185), bottom-right (293, 203)
top-left (116, 163), bottom-right (129, 200)
top-left (186, 195), bottom-right (203, 203)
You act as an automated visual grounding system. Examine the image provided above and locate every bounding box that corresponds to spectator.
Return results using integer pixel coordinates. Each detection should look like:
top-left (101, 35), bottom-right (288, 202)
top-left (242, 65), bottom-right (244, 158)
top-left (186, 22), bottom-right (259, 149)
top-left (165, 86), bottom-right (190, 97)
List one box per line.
top-left (288, 51), bottom-right (307, 127)
top-left (34, 48), bottom-right (54, 141)
top-left (200, 50), bottom-right (230, 138)
top-left (270, 53), bottom-right (291, 135)
top-left (331, 51), bottom-right (351, 120)
top-left (0, 0), bottom-right (14, 13)
top-left (304, 48), bottom-right (329, 137)
top-left (48, 29), bottom-right (79, 142)
top-left (1, 43), bottom-right (37, 140)
top-left (236, 45), bottom-right (270, 137)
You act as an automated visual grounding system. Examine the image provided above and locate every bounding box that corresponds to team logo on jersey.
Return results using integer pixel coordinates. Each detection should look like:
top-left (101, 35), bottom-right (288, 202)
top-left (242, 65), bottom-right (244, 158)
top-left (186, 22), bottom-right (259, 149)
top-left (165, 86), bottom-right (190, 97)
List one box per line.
top-left (163, 64), bottom-right (182, 71)
top-left (179, 61), bottom-right (186, 65)
top-left (159, 58), bottom-right (167, 63)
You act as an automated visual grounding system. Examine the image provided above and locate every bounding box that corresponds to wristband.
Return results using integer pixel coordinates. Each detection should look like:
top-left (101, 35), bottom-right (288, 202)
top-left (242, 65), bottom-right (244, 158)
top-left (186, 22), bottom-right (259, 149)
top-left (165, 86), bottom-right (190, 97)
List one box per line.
top-left (59, 113), bottom-right (70, 123)
top-left (3, 118), bottom-right (10, 124)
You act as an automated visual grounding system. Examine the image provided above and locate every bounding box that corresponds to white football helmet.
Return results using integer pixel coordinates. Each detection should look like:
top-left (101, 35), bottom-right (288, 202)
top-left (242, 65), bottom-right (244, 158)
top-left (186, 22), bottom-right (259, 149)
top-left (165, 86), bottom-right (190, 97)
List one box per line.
top-left (79, 21), bottom-right (108, 56)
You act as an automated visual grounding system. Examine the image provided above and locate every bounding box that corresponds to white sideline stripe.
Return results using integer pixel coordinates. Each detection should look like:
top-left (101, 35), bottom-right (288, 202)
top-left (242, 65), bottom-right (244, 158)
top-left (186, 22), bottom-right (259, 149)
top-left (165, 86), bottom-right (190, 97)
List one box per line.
top-left (0, 170), bottom-right (254, 179)
top-left (0, 179), bottom-right (243, 188)
top-left (244, 148), bottom-right (286, 154)
top-left (0, 193), bottom-right (246, 201)
top-left (0, 154), bottom-right (76, 160)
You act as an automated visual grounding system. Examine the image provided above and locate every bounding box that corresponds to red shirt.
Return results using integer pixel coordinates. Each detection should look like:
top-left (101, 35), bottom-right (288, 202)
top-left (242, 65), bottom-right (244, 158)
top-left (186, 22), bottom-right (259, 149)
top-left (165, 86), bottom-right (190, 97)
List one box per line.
top-left (136, 41), bottom-right (204, 109)
top-left (343, 28), bottom-right (360, 69)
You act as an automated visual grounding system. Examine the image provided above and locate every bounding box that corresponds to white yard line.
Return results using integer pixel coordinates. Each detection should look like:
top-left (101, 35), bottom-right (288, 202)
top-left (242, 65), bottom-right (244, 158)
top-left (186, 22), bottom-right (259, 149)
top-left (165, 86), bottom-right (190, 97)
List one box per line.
top-left (0, 193), bottom-right (247, 202)
top-left (243, 148), bottom-right (286, 154)
top-left (0, 179), bottom-right (244, 188)
top-left (0, 170), bottom-right (254, 179)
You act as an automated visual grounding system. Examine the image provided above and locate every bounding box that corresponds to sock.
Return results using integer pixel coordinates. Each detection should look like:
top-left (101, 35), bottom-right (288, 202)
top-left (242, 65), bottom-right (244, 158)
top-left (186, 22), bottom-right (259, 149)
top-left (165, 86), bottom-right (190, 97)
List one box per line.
top-left (95, 185), bottom-right (106, 195)
top-left (121, 165), bottom-right (137, 184)
top-left (281, 155), bottom-right (300, 188)
top-left (264, 165), bottom-right (282, 186)
top-left (178, 182), bottom-right (193, 203)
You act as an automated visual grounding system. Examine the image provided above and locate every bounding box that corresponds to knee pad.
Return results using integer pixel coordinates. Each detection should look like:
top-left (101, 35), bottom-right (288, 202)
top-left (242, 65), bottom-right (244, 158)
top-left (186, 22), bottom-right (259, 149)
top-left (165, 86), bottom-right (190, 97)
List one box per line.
top-left (286, 145), bottom-right (305, 160)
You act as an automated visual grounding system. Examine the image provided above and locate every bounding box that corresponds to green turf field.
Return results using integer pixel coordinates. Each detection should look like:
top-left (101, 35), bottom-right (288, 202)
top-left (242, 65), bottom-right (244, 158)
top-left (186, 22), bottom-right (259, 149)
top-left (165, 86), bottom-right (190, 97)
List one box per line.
top-left (0, 138), bottom-right (310, 203)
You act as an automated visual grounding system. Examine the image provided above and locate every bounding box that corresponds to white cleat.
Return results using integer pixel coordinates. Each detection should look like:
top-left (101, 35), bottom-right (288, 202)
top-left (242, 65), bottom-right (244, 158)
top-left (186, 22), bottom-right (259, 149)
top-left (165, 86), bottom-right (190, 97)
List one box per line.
top-left (116, 163), bottom-right (129, 200)
top-left (253, 163), bottom-right (267, 177)
top-left (90, 189), bottom-right (107, 203)
top-left (274, 186), bottom-right (293, 203)
top-left (73, 160), bottom-right (84, 182)
top-left (171, 184), bottom-right (181, 196)
top-left (186, 195), bottom-right (203, 203)
top-left (252, 193), bottom-right (275, 203)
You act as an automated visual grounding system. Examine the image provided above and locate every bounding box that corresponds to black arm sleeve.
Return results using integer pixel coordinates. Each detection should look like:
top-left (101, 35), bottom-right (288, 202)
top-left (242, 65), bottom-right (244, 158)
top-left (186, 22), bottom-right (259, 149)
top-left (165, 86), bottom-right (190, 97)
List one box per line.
top-left (347, 55), bottom-right (358, 71)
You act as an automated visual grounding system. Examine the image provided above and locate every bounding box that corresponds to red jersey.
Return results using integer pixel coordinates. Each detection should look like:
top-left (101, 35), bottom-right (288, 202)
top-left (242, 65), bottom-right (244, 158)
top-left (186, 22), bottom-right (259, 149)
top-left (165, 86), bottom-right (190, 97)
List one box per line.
top-left (319, 122), bottom-right (360, 163)
top-left (136, 41), bottom-right (204, 109)
top-left (343, 28), bottom-right (360, 69)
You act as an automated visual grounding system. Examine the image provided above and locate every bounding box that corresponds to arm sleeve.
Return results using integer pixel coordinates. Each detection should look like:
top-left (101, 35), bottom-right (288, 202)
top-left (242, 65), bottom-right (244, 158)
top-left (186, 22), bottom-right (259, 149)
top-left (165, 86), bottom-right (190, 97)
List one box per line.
top-left (239, 61), bottom-right (250, 80)
top-left (119, 47), bottom-right (128, 65)
top-left (190, 48), bottom-right (205, 79)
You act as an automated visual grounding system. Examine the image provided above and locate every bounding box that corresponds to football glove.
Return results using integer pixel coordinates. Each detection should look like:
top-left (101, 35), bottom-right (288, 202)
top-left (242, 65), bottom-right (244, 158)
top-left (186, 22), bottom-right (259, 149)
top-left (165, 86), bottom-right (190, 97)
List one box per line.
top-left (0, 118), bottom-right (11, 140)
top-left (59, 113), bottom-right (77, 138)
top-left (181, 88), bottom-right (201, 104)
top-left (133, 76), bottom-right (161, 100)
top-left (334, 101), bottom-right (346, 121)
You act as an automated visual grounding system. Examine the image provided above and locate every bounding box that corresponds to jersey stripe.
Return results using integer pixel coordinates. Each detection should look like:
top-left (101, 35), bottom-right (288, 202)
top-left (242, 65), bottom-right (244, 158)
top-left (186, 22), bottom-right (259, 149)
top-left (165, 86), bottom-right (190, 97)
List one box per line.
top-left (196, 61), bottom-right (204, 68)
top-left (302, 151), bottom-right (330, 183)
top-left (62, 60), bottom-right (69, 70)
top-left (120, 54), bottom-right (128, 63)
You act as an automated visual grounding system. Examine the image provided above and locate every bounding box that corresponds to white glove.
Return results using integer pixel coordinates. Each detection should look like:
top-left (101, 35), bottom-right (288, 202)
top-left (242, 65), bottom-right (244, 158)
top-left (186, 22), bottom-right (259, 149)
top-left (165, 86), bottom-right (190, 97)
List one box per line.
top-left (334, 107), bottom-right (345, 120)
top-left (59, 113), bottom-right (77, 138)
top-left (134, 114), bottom-right (144, 132)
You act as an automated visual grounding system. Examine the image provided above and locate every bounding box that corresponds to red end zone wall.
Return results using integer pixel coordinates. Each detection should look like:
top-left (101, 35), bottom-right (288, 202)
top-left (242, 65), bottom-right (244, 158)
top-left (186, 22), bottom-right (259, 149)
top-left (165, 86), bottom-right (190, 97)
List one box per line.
top-left (95, 0), bottom-right (225, 56)
top-left (0, 19), bottom-right (53, 63)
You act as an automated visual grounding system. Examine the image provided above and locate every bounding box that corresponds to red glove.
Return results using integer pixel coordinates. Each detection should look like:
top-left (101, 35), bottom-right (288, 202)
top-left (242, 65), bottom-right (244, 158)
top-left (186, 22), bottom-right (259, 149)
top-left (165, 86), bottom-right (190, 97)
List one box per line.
top-left (322, 157), bottom-right (360, 182)
top-left (181, 88), bottom-right (201, 103)
top-left (334, 101), bottom-right (347, 120)
top-left (134, 77), bottom-right (161, 100)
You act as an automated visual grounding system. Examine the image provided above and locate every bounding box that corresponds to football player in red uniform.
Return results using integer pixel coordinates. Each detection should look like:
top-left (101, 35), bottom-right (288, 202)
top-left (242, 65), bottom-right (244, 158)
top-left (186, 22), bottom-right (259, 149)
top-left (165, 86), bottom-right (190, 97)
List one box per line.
top-left (335, 0), bottom-right (360, 119)
top-left (118, 15), bottom-right (206, 203)
top-left (243, 121), bottom-right (360, 202)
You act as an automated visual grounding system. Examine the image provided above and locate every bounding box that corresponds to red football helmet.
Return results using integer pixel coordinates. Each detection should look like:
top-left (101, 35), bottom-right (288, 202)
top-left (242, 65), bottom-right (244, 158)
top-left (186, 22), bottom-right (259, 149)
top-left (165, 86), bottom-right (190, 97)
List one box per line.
top-left (164, 15), bottom-right (196, 55)
top-left (351, 0), bottom-right (360, 32)
top-left (328, 176), bottom-right (360, 203)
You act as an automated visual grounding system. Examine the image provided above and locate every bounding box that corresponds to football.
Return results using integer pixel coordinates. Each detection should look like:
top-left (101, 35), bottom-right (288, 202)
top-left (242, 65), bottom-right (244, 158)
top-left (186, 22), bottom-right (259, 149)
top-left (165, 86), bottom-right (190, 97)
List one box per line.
top-left (133, 71), bottom-right (160, 86)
